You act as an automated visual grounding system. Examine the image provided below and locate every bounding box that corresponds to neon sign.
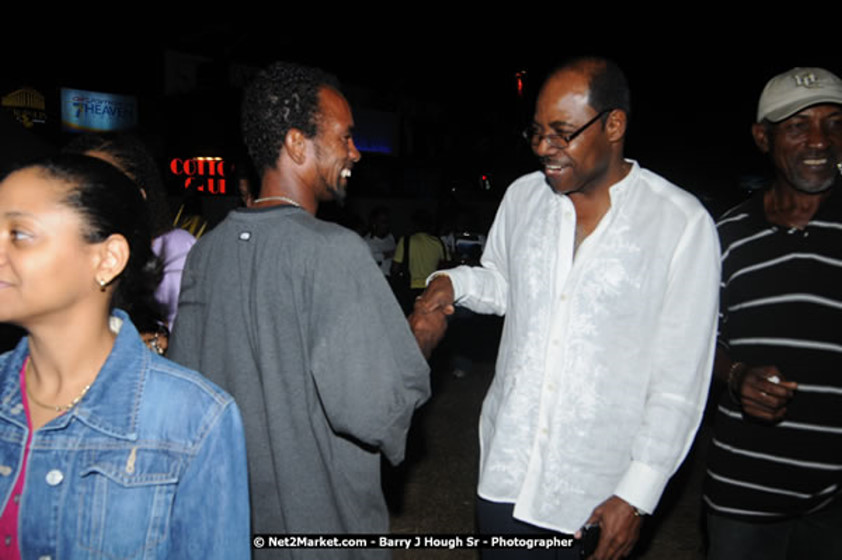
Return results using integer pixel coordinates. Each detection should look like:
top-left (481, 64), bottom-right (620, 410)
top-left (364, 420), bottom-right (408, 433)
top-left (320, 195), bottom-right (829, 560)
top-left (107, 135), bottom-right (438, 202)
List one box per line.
top-left (170, 157), bottom-right (227, 194)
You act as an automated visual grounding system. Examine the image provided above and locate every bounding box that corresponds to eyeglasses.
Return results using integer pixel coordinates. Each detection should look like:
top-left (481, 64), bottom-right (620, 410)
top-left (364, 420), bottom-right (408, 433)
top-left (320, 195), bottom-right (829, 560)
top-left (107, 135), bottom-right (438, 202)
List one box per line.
top-left (522, 109), bottom-right (612, 149)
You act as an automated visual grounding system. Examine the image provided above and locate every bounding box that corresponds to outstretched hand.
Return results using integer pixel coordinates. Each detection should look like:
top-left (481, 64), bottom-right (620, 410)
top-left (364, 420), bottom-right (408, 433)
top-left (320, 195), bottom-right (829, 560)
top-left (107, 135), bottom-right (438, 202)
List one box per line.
top-left (409, 307), bottom-right (447, 359)
top-left (414, 275), bottom-right (456, 316)
top-left (408, 275), bottom-right (455, 359)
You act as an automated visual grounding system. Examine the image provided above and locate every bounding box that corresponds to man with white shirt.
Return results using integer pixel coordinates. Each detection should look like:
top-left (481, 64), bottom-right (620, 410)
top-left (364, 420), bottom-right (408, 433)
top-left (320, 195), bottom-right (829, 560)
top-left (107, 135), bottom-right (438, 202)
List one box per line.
top-left (415, 57), bottom-right (720, 559)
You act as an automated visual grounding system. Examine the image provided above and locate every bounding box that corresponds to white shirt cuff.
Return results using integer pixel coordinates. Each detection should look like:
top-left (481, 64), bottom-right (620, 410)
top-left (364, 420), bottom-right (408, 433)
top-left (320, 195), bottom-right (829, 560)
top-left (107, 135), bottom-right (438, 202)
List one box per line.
top-left (613, 461), bottom-right (668, 514)
top-left (426, 269), bottom-right (467, 303)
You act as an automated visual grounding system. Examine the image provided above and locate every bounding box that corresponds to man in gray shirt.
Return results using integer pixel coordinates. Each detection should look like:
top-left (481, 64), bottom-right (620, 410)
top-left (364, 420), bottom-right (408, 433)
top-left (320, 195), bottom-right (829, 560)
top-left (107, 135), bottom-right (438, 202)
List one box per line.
top-left (170, 61), bottom-right (444, 558)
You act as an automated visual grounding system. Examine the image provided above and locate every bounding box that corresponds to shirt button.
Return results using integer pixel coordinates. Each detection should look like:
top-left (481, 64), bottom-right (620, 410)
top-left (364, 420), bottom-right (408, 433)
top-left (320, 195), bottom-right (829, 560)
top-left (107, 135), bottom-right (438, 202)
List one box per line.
top-left (9, 404), bottom-right (22, 415)
top-left (45, 469), bottom-right (64, 486)
top-left (39, 556), bottom-right (52, 560)
top-left (5, 535), bottom-right (11, 545)
top-left (12, 495), bottom-right (19, 504)
top-left (560, 294), bottom-right (567, 301)
top-left (0, 465), bottom-right (11, 477)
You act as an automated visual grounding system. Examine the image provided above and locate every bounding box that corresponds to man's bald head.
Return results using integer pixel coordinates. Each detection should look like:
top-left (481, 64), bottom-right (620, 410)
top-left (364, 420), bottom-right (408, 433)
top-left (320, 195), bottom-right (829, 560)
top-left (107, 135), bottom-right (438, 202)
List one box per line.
top-left (546, 57), bottom-right (631, 120)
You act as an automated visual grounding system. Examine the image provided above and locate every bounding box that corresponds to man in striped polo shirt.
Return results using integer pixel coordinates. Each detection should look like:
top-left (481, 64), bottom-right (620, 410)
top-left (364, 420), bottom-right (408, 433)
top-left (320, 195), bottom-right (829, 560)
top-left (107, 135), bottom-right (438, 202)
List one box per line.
top-left (705, 67), bottom-right (842, 559)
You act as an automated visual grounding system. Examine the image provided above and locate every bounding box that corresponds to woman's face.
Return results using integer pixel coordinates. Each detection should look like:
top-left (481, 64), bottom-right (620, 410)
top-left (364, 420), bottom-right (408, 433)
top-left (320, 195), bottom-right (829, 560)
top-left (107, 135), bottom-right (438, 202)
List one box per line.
top-left (0, 168), bottom-right (103, 327)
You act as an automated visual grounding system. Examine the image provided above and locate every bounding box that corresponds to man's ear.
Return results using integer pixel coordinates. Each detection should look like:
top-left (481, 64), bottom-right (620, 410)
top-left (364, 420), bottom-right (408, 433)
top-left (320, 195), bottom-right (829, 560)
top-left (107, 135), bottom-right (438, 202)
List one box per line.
top-left (283, 128), bottom-right (309, 165)
top-left (93, 234), bottom-right (130, 289)
top-left (752, 122), bottom-right (771, 153)
top-left (604, 109), bottom-right (627, 143)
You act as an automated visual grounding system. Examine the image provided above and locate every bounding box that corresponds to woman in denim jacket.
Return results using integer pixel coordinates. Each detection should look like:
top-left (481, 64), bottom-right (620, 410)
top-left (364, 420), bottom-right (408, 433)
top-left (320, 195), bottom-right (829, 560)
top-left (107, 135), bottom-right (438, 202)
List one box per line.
top-left (0, 155), bottom-right (250, 558)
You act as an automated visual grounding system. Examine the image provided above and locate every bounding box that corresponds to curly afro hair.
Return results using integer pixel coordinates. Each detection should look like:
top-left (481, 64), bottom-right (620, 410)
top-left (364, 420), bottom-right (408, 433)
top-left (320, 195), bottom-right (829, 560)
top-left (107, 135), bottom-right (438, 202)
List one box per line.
top-left (241, 61), bottom-right (339, 176)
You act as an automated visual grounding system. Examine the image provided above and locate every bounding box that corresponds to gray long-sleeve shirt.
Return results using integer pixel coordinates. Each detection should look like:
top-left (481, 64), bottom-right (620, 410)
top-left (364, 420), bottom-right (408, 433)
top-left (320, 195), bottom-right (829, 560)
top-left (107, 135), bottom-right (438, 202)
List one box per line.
top-left (170, 206), bottom-right (430, 558)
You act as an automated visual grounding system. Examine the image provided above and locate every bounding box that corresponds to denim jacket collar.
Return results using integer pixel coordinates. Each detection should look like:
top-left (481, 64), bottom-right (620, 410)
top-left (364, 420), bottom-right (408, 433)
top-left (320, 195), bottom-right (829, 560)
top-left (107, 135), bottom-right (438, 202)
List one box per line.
top-left (0, 309), bottom-right (147, 440)
top-left (0, 338), bottom-right (29, 430)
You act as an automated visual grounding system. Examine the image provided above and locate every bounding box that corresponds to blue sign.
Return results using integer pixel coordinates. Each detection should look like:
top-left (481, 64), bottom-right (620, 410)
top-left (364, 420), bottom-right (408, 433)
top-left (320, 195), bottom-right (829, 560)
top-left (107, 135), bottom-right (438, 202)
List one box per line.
top-left (61, 88), bottom-right (137, 132)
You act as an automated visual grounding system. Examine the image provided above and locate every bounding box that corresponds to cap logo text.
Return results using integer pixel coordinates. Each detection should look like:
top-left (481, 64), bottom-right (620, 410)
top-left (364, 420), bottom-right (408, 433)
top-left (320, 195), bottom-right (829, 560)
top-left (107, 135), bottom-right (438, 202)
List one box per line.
top-left (793, 72), bottom-right (821, 88)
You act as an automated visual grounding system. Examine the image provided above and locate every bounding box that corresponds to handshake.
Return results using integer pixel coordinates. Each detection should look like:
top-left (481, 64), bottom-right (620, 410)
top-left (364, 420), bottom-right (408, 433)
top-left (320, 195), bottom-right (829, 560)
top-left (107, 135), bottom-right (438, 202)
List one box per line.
top-left (408, 275), bottom-right (455, 359)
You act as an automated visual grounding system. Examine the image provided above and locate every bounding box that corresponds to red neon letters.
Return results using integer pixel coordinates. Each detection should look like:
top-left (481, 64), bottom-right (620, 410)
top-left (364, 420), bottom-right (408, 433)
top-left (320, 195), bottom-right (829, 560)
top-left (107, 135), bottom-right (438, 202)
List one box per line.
top-left (170, 157), bottom-right (226, 194)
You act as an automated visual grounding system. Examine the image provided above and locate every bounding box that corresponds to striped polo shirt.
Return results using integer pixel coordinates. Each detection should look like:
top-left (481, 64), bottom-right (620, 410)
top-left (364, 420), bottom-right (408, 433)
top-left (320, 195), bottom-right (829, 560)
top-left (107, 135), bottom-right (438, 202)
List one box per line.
top-left (704, 189), bottom-right (842, 521)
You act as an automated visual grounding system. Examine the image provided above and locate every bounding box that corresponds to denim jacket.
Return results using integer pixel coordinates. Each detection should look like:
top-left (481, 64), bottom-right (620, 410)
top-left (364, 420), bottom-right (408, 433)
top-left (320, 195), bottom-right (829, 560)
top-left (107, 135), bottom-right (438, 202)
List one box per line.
top-left (0, 310), bottom-right (250, 559)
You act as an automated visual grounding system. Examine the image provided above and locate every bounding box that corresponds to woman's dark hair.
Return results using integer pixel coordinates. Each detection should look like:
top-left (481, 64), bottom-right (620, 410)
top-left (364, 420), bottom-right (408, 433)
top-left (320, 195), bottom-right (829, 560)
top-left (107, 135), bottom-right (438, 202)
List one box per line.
top-left (22, 154), bottom-right (164, 325)
top-left (63, 133), bottom-right (173, 238)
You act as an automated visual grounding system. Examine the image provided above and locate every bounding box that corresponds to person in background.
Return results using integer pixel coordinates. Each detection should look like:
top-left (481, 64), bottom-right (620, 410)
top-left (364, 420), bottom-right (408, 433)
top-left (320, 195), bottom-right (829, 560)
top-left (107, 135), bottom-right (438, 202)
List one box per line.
top-left (0, 154), bottom-right (249, 558)
top-left (64, 133), bottom-right (195, 344)
top-left (704, 66), bottom-right (842, 560)
top-left (391, 208), bottom-right (448, 314)
top-left (363, 205), bottom-right (396, 277)
top-left (437, 210), bottom-right (489, 378)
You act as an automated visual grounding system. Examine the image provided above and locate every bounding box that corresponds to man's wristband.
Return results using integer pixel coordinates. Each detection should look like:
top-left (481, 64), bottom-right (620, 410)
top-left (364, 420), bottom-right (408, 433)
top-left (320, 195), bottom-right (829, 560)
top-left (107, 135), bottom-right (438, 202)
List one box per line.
top-left (617, 496), bottom-right (647, 517)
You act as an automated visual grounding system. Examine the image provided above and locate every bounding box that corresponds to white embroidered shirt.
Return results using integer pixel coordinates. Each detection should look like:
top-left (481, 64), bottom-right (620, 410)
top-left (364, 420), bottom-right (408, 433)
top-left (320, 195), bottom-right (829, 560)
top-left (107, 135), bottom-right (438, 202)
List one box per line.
top-left (441, 161), bottom-right (720, 532)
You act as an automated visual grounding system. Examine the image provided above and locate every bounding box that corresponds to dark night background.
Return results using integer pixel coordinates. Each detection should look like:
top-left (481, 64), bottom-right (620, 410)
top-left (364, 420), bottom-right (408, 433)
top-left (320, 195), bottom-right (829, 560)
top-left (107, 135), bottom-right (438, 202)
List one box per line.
top-left (4, 22), bottom-right (838, 554)
top-left (3, 23), bottom-right (840, 225)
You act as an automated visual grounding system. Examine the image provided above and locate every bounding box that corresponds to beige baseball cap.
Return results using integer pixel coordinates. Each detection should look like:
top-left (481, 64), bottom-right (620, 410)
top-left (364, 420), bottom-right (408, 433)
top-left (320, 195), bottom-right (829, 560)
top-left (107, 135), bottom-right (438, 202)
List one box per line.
top-left (757, 67), bottom-right (842, 123)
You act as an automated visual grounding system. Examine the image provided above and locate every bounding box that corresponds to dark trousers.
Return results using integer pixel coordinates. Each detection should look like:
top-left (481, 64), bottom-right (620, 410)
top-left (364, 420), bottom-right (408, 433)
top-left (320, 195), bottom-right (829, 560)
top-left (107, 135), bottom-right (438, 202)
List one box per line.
top-left (476, 497), bottom-right (581, 560)
top-left (707, 500), bottom-right (842, 560)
